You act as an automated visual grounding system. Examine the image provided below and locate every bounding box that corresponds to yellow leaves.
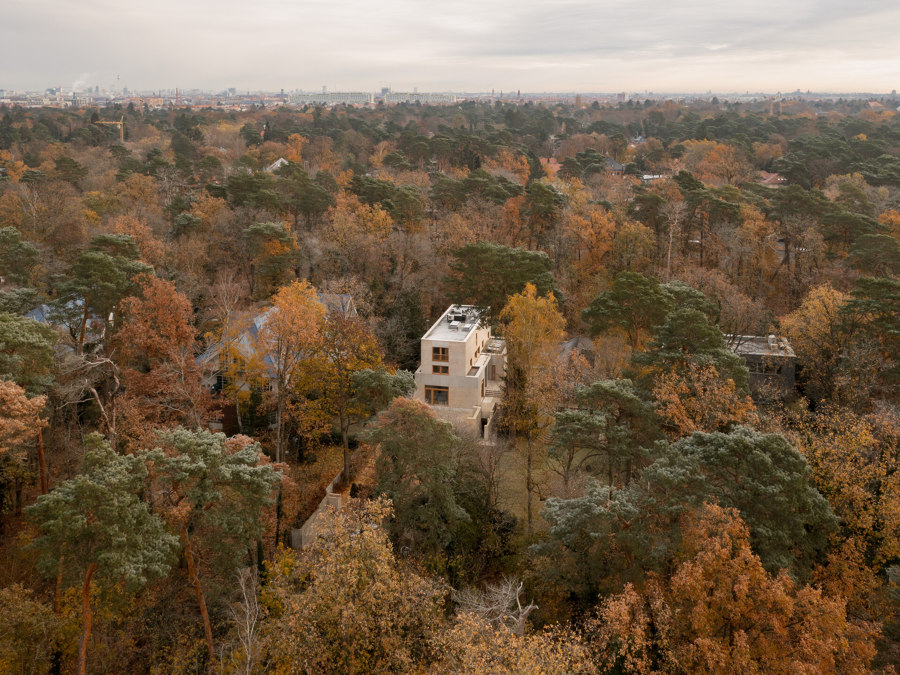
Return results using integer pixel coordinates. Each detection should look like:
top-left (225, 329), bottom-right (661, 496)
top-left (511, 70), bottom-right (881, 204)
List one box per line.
top-left (368, 140), bottom-right (395, 168)
top-left (285, 134), bottom-right (306, 163)
top-left (566, 206), bottom-right (616, 285)
top-left (262, 498), bottom-right (446, 673)
top-left (482, 149), bottom-right (530, 184)
top-left (0, 192), bottom-right (24, 229)
top-left (190, 193), bottom-right (228, 227)
top-left (793, 407), bottom-right (900, 566)
top-left (326, 192), bottom-right (393, 247)
top-left (0, 150), bottom-right (26, 182)
top-left (781, 283), bottom-right (848, 373)
top-left (680, 140), bottom-right (752, 186)
top-left (433, 613), bottom-right (589, 674)
top-left (501, 284), bottom-right (566, 372)
top-left (116, 173), bottom-right (158, 210)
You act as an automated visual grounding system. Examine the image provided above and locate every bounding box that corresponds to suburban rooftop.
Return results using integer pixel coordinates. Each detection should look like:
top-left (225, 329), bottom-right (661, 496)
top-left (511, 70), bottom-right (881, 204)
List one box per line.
top-left (729, 334), bottom-right (796, 358)
top-left (423, 304), bottom-right (484, 342)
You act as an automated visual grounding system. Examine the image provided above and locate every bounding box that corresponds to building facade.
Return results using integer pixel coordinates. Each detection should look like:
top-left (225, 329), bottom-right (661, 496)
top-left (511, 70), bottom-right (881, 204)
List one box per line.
top-left (728, 334), bottom-right (796, 397)
top-left (414, 305), bottom-right (506, 439)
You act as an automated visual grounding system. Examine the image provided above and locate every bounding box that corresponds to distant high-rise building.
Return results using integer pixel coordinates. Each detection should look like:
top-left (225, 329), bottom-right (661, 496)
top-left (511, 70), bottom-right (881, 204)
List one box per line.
top-left (291, 91), bottom-right (374, 106)
top-left (384, 91), bottom-right (457, 104)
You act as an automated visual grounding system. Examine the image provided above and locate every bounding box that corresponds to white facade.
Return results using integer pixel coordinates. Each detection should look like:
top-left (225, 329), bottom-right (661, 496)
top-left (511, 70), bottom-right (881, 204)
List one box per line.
top-left (414, 305), bottom-right (506, 439)
top-left (290, 92), bottom-right (374, 106)
top-left (384, 92), bottom-right (458, 104)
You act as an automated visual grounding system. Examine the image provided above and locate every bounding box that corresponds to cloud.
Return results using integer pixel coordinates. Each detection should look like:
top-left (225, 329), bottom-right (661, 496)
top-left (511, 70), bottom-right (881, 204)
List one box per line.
top-left (1, 0), bottom-right (898, 92)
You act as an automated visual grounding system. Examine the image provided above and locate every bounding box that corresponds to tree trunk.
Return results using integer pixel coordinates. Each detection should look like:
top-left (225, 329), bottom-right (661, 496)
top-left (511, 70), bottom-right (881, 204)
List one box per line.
top-left (37, 426), bottom-right (48, 495)
top-left (525, 439), bottom-right (533, 533)
top-left (341, 412), bottom-right (350, 484)
top-left (275, 397), bottom-right (284, 464)
top-left (54, 554), bottom-right (64, 614)
top-left (182, 527), bottom-right (215, 664)
top-left (78, 302), bottom-right (89, 355)
top-left (78, 562), bottom-right (97, 675)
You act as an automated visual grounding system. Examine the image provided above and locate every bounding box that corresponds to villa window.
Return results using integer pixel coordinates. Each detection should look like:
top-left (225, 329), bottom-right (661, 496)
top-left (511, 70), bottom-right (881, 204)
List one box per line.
top-left (425, 385), bottom-right (449, 406)
top-left (433, 365), bottom-right (449, 375)
top-left (433, 347), bottom-right (449, 362)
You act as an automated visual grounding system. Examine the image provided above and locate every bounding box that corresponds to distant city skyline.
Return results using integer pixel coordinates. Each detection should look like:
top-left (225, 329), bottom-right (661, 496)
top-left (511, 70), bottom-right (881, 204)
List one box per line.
top-left (3, 0), bottom-right (898, 94)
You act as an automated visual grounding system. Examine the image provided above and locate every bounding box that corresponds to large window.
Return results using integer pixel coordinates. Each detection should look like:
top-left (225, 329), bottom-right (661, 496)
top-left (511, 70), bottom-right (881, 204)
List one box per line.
top-left (433, 365), bottom-right (449, 375)
top-left (432, 346), bottom-right (449, 362)
top-left (424, 385), bottom-right (449, 406)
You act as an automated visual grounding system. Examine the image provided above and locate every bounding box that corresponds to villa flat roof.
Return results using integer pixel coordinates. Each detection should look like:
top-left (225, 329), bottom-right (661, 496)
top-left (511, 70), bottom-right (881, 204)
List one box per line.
top-left (423, 304), bottom-right (483, 342)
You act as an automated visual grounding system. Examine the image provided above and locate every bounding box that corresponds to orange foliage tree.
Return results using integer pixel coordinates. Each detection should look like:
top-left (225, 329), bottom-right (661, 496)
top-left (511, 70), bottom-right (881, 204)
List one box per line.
top-left (652, 363), bottom-right (758, 438)
top-left (114, 275), bottom-right (210, 448)
top-left (589, 504), bottom-right (878, 674)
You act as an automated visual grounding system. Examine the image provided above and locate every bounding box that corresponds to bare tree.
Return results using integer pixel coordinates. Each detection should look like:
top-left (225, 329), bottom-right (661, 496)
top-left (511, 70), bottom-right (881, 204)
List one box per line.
top-left (229, 567), bottom-right (262, 675)
top-left (453, 577), bottom-right (538, 636)
top-left (662, 199), bottom-right (687, 281)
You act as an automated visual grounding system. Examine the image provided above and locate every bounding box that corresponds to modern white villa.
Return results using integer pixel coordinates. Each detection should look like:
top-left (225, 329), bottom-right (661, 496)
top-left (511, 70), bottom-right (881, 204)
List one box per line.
top-left (413, 305), bottom-right (506, 439)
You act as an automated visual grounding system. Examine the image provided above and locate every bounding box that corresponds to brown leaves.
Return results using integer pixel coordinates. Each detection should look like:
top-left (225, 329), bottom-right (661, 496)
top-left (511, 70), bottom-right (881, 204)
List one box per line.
top-left (0, 379), bottom-right (46, 456)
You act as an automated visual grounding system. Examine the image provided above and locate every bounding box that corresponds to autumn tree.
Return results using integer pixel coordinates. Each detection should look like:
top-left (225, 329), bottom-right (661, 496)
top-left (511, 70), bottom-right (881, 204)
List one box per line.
top-left (0, 379), bottom-right (48, 502)
top-left (113, 274), bottom-right (209, 447)
top-left (433, 612), bottom-right (588, 674)
top-left (27, 435), bottom-right (178, 675)
top-left (256, 281), bottom-right (326, 463)
top-left (500, 283), bottom-right (566, 531)
top-left (588, 504), bottom-right (877, 674)
top-left (652, 363), bottom-right (758, 438)
top-left (0, 584), bottom-right (65, 674)
top-left (262, 498), bottom-right (446, 673)
top-left (781, 283), bottom-right (849, 403)
top-left (792, 406), bottom-right (900, 567)
top-left (309, 312), bottom-right (383, 479)
top-left (146, 428), bottom-right (281, 664)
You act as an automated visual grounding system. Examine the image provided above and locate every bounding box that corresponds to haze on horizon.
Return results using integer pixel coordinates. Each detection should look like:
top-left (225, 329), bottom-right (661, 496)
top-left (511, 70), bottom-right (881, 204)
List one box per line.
top-left (3, 0), bottom-right (899, 94)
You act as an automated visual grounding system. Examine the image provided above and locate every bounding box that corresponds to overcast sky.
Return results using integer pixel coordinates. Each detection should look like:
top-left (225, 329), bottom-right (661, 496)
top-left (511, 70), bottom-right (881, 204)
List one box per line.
top-left (3, 0), bottom-right (899, 93)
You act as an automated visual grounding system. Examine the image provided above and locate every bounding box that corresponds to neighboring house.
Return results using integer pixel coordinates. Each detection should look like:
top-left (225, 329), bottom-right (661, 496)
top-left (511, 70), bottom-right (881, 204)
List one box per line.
top-left (560, 335), bottom-right (595, 367)
top-left (264, 157), bottom-right (289, 173)
top-left (605, 157), bottom-right (625, 176)
top-left (414, 305), bottom-right (506, 440)
top-left (758, 171), bottom-right (788, 187)
top-left (198, 293), bottom-right (357, 432)
top-left (25, 300), bottom-right (106, 346)
top-left (727, 334), bottom-right (796, 397)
